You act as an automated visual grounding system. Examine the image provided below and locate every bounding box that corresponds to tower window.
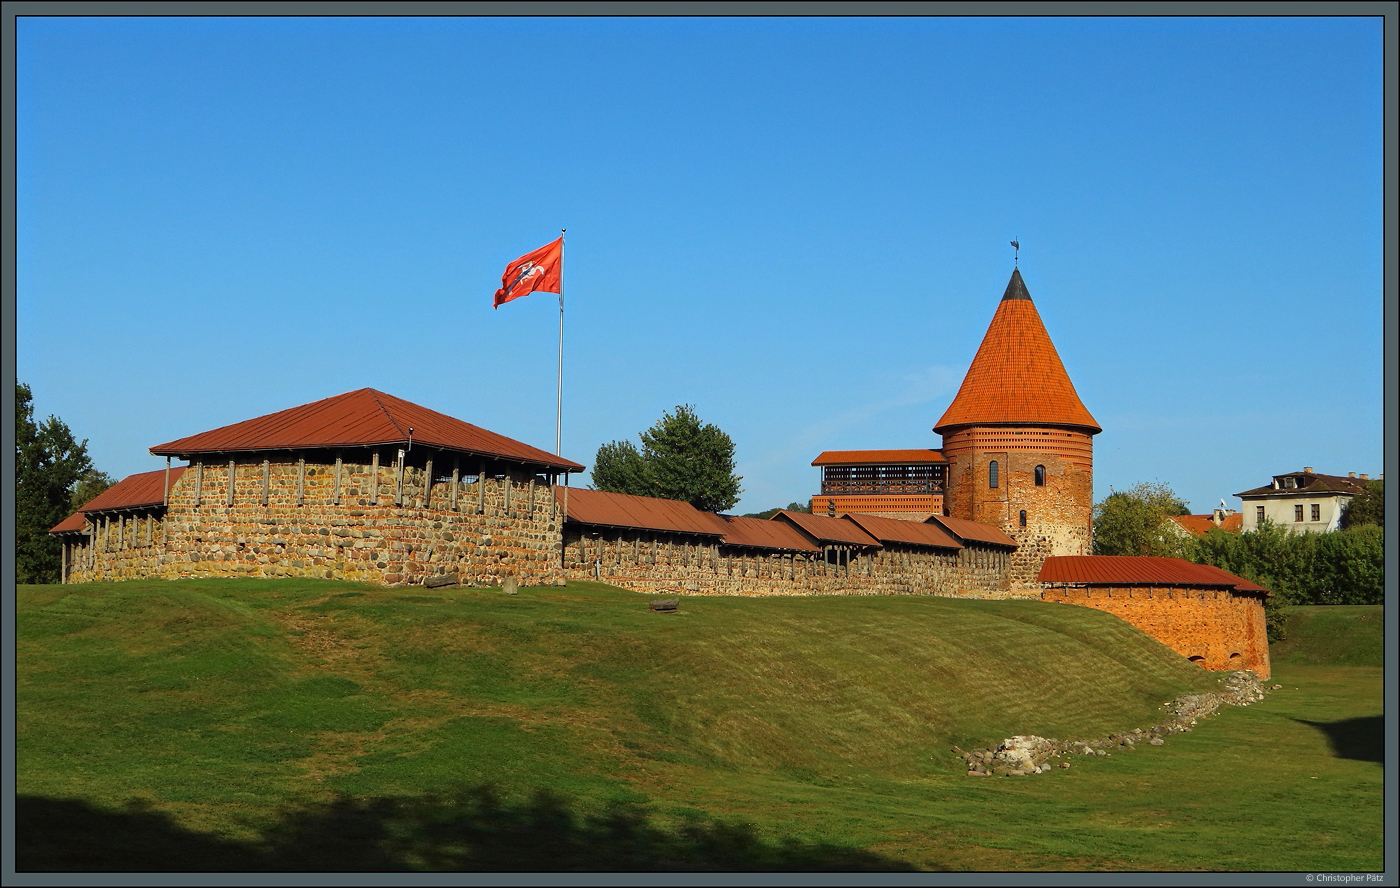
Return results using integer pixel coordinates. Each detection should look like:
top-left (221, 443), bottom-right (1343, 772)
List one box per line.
top-left (988, 460), bottom-right (999, 488)
top-left (1034, 465), bottom-right (1046, 486)
top-left (1019, 510), bottom-right (1027, 527)
top-left (1294, 505), bottom-right (1304, 522)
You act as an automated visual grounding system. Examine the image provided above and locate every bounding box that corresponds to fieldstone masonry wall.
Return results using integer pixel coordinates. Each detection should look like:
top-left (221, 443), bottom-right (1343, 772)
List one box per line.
top-left (70, 455), bottom-right (565, 587)
top-left (561, 528), bottom-right (1012, 598)
top-left (1041, 585), bottom-right (1271, 679)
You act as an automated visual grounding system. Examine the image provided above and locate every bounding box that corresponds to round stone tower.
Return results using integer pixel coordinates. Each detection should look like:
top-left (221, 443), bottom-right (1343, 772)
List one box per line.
top-left (933, 268), bottom-right (1100, 591)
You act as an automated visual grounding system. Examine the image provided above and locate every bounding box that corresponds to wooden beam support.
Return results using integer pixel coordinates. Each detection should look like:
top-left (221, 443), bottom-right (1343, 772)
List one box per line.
top-left (194, 461), bottom-right (203, 507)
top-left (451, 457), bottom-right (460, 511)
top-left (333, 452), bottom-right (343, 505)
top-left (371, 451), bottom-right (380, 503)
top-left (226, 458), bottom-right (236, 507)
top-left (297, 458), bottom-right (306, 506)
top-left (262, 459), bottom-right (270, 506)
top-left (423, 457), bottom-right (433, 509)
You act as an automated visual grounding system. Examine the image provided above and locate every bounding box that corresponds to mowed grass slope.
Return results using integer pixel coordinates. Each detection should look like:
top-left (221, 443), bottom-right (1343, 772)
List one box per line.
top-left (15, 580), bottom-right (1385, 872)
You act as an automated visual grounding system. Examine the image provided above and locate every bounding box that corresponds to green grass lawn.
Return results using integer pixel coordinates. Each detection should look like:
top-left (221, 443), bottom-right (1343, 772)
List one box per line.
top-left (14, 580), bottom-right (1386, 872)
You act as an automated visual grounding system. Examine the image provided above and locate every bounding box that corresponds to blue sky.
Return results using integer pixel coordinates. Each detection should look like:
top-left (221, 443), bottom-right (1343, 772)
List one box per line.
top-left (16, 15), bottom-right (1385, 515)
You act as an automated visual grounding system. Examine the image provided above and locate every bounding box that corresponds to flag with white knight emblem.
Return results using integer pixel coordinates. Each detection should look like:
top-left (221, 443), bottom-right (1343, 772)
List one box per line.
top-left (494, 238), bottom-right (563, 308)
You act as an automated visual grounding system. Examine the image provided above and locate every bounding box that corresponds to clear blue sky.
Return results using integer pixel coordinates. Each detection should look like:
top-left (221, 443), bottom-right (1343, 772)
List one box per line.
top-left (16, 15), bottom-right (1385, 516)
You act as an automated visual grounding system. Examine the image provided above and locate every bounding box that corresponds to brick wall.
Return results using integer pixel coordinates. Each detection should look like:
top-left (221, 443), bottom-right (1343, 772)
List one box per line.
top-left (942, 426), bottom-right (1094, 594)
top-left (1040, 584), bottom-right (1271, 679)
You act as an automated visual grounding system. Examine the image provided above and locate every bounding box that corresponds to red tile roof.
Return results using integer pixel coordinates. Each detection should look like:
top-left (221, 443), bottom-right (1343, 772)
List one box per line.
top-left (925, 514), bottom-right (1019, 548)
top-left (1167, 514), bottom-right (1217, 537)
top-left (934, 269), bottom-right (1100, 435)
top-left (770, 510), bottom-right (882, 547)
top-left (717, 515), bottom-right (820, 552)
top-left (557, 486), bottom-right (727, 537)
top-left (1037, 555), bottom-right (1268, 594)
top-left (1168, 514), bottom-right (1243, 537)
top-left (150, 389), bottom-right (584, 472)
top-left (811, 449), bottom-right (946, 466)
top-left (49, 467), bottom-right (187, 535)
top-left (842, 512), bottom-right (963, 550)
top-left (83, 467), bottom-right (186, 514)
top-left (49, 511), bottom-right (87, 534)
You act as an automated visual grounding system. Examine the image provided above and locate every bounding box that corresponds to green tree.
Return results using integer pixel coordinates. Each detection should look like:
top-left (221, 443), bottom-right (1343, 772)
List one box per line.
top-left (591, 405), bottom-right (743, 513)
top-left (1339, 479), bottom-right (1384, 529)
top-left (70, 467), bottom-right (116, 513)
top-left (16, 383), bottom-right (98, 584)
top-left (590, 439), bottom-right (648, 497)
top-left (742, 502), bottom-right (811, 520)
top-left (1091, 481), bottom-right (1194, 557)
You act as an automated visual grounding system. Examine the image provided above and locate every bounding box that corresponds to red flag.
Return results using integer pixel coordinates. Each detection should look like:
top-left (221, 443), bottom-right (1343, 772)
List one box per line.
top-left (493, 238), bottom-right (562, 308)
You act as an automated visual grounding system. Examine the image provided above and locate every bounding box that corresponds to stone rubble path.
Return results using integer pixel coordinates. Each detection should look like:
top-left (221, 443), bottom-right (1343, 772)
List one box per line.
top-left (956, 671), bottom-right (1279, 777)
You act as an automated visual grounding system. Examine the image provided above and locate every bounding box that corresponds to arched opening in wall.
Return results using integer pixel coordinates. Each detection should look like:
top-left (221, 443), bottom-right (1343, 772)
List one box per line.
top-left (1229, 652), bottom-right (1243, 668)
top-left (1019, 510), bottom-right (1027, 527)
top-left (1034, 465), bottom-right (1046, 486)
top-left (1187, 655), bottom-right (1207, 668)
top-left (989, 460), bottom-right (999, 488)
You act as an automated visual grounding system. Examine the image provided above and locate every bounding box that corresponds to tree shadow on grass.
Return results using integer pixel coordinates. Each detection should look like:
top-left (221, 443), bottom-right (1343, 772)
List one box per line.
top-left (17, 785), bottom-right (926, 872)
top-left (1293, 715), bottom-right (1385, 764)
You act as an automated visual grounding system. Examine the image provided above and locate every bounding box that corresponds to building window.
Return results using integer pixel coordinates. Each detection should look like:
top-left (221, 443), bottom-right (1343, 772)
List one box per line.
top-left (1019, 510), bottom-right (1027, 527)
top-left (1294, 505), bottom-right (1304, 522)
top-left (1034, 465), bottom-right (1046, 486)
top-left (988, 460), bottom-right (998, 488)
top-left (1256, 506), bottom-right (1265, 524)
top-left (1311, 504), bottom-right (1320, 522)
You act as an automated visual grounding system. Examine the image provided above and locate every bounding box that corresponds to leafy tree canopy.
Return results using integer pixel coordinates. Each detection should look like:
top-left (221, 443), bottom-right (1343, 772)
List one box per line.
top-left (16, 382), bottom-right (98, 584)
top-left (591, 405), bottom-right (743, 513)
top-left (1092, 481), bottom-right (1194, 558)
top-left (742, 501), bottom-right (811, 520)
top-left (1339, 479), bottom-right (1384, 529)
top-left (71, 468), bottom-right (116, 514)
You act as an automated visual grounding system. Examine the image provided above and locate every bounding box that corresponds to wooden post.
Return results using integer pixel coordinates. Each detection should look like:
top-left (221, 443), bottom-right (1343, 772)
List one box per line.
top-left (61, 538), bottom-right (67, 584)
top-left (147, 514), bottom-right (153, 547)
top-left (503, 472), bottom-right (511, 514)
top-left (261, 459), bottom-right (270, 506)
top-left (333, 452), bottom-right (343, 505)
top-left (394, 451), bottom-right (404, 506)
top-left (527, 478), bottom-right (535, 520)
top-left (118, 514), bottom-right (125, 550)
top-left (297, 458), bottom-right (306, 506)
top-left (163, 456), bottom-right (171, 506)
top-left (194, 461), bottom-right (203, 507)
top-left (423, 457), bottom-right (433, 509)
top-left (451, 457), bottom-right (460, 511)
top-left (226, 458), bottom-right (236, 507)
top-left (478, 461), bottom-right (487, 514)
top-left (371, 451), bottom-right (380, 503)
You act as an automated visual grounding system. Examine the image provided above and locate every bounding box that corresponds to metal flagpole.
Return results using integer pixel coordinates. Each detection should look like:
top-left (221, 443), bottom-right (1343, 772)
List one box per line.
top-left (556, 228), bottom-right (565, 455)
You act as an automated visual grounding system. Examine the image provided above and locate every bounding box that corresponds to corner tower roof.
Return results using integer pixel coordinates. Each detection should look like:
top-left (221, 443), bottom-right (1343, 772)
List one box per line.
top-left (933, 268), bottom-right (1100, 435)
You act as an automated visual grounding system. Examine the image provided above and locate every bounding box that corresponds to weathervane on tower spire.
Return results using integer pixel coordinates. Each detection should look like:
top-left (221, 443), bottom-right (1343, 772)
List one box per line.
top-left (1011, 238), bottom-right (1020, 266)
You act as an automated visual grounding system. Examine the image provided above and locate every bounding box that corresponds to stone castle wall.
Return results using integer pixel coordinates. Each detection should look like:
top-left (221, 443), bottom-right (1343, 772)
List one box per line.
top-left (66, 454), bottom-right (564, 587)
top-left (561, 527), bottom-right (1012, 598)
top-left (1041, 585), bottom-right (1271, 679)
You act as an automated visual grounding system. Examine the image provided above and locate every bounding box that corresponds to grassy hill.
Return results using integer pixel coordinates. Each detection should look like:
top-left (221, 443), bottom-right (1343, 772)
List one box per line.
top-left (15, 579), bottom-right (1385, 871)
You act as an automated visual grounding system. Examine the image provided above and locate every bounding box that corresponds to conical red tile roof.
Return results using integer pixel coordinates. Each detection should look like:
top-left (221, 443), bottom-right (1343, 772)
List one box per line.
top-left (150, 388), bottom-right (584, 472)
top-left (934, 269), bottom-right (1100, 434)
